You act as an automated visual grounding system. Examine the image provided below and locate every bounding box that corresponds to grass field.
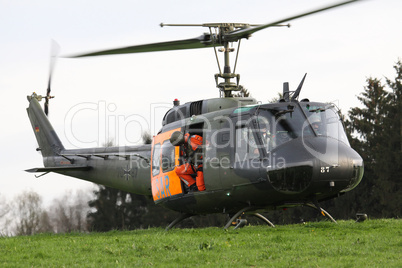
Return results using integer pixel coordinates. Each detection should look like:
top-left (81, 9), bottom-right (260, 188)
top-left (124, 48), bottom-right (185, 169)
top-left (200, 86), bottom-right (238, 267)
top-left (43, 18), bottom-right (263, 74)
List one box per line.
top-left (0, 219), bottom-right (400, 267)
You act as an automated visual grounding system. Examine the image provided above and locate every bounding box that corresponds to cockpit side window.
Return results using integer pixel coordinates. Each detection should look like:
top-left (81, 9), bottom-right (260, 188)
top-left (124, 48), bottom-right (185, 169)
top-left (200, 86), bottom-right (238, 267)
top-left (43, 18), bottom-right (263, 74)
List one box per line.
top-left (161, 141), bottom-right (176, 173)
top-left (252, 103), bottom-right (351, 149)
top-left (256, 109), bottom-right (298, 149)
top-left (325, 108), bottom-right (350, 146)
top-left (152, 143), bottom-right (161, 176)
top-left (254, 116), bottom-right (272, 153)
top-left (303, 103), bottom-right (350, 146)
top-left (235, 126), bottom-right (260, 161)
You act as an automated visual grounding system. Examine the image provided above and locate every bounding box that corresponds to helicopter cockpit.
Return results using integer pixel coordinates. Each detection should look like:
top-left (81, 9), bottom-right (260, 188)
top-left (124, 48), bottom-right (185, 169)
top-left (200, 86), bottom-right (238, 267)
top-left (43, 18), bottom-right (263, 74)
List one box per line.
top-left (251, 102), bottom-right (350, 153)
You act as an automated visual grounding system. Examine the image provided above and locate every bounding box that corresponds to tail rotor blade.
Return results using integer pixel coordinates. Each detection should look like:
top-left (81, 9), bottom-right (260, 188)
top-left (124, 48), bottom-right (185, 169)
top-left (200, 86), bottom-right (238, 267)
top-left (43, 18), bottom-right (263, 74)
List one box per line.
top-left (44, 101), bottom-right (49, 115)
top-left (44, 40), bottom-right (60, 115)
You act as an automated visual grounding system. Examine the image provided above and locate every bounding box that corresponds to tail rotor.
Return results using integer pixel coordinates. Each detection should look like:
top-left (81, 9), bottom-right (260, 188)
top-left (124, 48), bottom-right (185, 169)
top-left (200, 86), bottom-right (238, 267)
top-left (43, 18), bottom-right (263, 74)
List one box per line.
top-left (44, 40), bottom-right (60, 116)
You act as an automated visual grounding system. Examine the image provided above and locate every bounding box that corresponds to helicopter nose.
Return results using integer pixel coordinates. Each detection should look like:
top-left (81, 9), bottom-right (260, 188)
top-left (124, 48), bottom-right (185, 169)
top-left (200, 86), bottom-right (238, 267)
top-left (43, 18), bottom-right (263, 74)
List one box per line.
top-left (301, 136), bottom-right (363, 193)
top-left (266, 137), bottom-right (363, 195)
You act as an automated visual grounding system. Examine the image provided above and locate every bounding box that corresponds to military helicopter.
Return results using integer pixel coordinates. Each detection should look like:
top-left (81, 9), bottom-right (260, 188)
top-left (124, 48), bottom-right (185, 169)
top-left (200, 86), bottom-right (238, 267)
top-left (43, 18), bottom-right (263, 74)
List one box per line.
top-left (26, 0), bottom-right (364, 229)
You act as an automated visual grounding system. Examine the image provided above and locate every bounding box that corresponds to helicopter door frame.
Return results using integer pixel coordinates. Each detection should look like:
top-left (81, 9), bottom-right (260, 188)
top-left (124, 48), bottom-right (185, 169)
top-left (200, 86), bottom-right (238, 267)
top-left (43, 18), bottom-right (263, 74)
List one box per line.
top-left (151, 128), bottom-right (183, 203)
top-left (182, 121), bottom-right (205, 189)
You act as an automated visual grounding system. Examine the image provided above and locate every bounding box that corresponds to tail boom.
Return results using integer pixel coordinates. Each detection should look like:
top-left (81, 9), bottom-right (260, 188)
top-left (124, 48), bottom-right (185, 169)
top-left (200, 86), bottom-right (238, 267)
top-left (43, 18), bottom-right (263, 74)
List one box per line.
top-left (26, 93), bottom-right (152, 196)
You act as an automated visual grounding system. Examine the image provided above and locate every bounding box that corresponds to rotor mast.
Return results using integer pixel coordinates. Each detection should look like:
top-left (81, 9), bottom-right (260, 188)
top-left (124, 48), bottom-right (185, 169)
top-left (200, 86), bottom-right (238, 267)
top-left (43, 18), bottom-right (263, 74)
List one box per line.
top-left (161, 23), bottom-right (250, 97)
top-left (161, 23), bottom-right (289, 97)
top-left (220, 40), bottom-right (238, 97)
top-left (213, 24), bottom-right (243, 98)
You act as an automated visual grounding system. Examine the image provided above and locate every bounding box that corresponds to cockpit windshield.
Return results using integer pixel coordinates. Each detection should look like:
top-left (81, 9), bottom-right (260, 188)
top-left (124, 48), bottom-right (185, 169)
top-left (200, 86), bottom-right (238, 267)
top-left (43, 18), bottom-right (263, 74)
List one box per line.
top-left (254, 102), bottom-right (350, 151)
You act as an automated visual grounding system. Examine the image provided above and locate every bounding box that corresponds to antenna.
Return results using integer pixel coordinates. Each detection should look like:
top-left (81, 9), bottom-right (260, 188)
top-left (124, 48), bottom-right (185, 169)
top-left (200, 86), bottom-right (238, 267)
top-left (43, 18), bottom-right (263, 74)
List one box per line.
top-left (283, 82), bottom-right (290, 102)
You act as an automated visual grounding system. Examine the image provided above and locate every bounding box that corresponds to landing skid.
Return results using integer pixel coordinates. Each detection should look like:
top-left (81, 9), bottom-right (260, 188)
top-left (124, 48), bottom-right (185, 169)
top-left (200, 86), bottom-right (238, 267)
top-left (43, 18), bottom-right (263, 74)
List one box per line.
top-left (166, 203), bottom-right (336, 231)
top-left (304, 202), bottom-right (337, 223)
top-left (224, 207), bottom-right (275, 229)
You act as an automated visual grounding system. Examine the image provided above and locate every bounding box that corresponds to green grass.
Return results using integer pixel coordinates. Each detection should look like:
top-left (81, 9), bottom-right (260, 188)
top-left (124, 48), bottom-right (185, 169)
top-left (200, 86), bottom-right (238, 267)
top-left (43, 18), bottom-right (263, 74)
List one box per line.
top-left (0, 219), bottom-right (400, 267)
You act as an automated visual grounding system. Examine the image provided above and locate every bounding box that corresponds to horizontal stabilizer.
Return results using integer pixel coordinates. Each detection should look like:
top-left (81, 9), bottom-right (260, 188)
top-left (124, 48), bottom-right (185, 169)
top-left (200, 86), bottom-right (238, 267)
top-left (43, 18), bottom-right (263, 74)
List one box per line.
top-left (25, 166), bottom-right (91, 173)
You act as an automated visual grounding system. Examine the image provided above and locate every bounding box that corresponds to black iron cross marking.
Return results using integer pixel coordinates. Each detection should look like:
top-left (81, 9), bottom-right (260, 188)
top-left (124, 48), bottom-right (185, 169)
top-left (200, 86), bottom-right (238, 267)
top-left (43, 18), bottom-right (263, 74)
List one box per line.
top-left (122, 165), bottom-right (131, 181)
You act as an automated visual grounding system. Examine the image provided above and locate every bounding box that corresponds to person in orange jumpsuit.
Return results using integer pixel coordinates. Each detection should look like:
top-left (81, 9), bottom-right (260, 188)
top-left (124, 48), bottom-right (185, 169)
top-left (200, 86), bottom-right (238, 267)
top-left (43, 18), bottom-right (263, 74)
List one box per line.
top-left (175, 133), bottom-right (205, 192)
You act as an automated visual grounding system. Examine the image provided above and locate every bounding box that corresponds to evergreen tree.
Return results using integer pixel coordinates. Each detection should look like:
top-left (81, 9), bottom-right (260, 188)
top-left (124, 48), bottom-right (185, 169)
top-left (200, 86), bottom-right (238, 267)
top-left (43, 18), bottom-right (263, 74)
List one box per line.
top-left (341, 60), bottom-right (402, 218)
top-left (87, 186), bottom-right (149, 231)
top-left (233, 87), bottom-right (251, 97)
top-left (378, 60), bottom-right (402, 217)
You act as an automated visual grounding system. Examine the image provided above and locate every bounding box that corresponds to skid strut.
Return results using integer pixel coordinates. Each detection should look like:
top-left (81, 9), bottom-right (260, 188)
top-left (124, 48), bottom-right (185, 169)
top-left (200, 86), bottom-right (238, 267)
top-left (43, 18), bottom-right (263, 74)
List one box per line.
top-left (224, 207), bottom-right (275, 229)
top-left (165, 213), bottom-right (193, 231)
top-left (305, 202), bottom-right (337, 223)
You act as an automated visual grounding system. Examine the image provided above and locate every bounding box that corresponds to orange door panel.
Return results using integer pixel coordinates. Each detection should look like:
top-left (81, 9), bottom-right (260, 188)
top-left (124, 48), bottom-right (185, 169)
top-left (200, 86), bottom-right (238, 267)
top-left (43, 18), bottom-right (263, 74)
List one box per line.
top-left (151, 128), bottom-right (183, 202)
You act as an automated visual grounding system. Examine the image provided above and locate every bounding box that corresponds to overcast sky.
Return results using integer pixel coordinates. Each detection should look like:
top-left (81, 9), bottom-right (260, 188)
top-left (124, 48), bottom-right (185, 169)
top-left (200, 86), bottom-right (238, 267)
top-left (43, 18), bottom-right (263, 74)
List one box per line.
top-left (1, 0), bottom-right (401, 204)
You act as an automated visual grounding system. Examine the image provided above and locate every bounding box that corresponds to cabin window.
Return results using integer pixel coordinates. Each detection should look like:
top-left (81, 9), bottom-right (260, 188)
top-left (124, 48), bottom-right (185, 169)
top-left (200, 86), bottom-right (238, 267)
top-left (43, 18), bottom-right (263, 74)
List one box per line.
top-left (324, 108), bottom-right (350, 146)
top-left (178, 106), bottom-right (187, 120)
top-left (235, 127), bottom-right (260, 161)
top-left (257, 108), bottom-right (299, 149)
top-left (166, 110), bottom-right (176, 124)
top-left (255, 116), bottom-right (272, 153)
top-left (161, 141), bottom-right (175, 172)
top-left (152, 143), bottom-right (161, 176)
top-left (301, 103), bottom-right (350, 146)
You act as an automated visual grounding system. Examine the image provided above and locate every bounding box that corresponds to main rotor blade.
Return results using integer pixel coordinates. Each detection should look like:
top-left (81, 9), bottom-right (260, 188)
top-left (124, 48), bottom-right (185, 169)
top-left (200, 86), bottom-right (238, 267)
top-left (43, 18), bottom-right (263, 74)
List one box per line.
top-left (224, 0), bottom-right (362, 42)
top-left (68, 0), bottom-right (361, 58)
top-left (69, 35), bottom-right (214, 58)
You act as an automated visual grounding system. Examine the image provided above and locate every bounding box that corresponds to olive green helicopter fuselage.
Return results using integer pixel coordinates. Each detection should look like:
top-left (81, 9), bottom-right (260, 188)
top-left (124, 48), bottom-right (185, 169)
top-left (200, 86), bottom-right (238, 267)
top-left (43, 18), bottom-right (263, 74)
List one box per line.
top-left (26, 0), bottom-right (364, 228)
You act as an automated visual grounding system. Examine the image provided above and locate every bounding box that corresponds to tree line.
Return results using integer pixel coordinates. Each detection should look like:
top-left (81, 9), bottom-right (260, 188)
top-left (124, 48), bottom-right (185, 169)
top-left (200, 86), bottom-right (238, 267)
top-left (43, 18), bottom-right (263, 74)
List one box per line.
top-left (0, 190), bottom-right (90, 236)
top-left (1, 61), bottom-right (400, 236)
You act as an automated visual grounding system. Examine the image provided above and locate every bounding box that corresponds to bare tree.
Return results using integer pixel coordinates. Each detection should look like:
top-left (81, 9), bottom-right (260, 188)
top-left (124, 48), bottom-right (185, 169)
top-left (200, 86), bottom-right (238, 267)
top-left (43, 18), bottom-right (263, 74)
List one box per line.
top-left (13, 191), bottom-right (44, 235)
top-left (4, 190), bottom-right (93, 236)
top-left (0, 194), bottom-right (10, 219)
top-left (38, 211), bottom-right (54, 233)
top-left (0, 194), bottom-right (11, 236)
top-left (48, 190), bottom-right (92, 233)
top-left (104, 138), bottom-right (114, 148)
